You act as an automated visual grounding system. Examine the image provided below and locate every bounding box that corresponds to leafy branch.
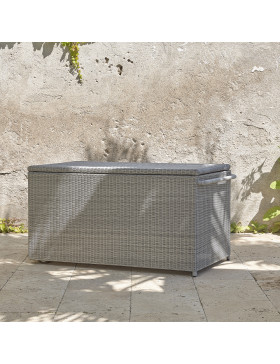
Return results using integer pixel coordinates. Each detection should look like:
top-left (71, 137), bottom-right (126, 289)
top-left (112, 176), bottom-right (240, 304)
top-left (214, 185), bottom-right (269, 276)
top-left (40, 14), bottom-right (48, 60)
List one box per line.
top-left (61, 42), bottom-right (84, 83)
top-left (263, 146), bottom-right (280, 232)
top-left (0, 218), bottom-right (28, 233)
top-left (230, 221), bottom-right (268, 234)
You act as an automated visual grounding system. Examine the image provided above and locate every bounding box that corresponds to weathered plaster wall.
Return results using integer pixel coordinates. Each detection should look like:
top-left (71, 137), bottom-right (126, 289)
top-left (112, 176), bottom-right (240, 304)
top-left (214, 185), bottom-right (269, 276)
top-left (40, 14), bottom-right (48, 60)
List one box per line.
top-left (0, 42), bottom-right (279, 225)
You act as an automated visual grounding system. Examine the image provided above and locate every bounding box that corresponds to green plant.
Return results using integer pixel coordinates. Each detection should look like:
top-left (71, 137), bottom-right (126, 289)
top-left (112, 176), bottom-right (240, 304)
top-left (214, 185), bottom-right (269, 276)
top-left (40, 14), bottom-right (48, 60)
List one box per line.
top-left (61, 42), bottom-right (84, 83)
top-left (230, 222), bottom-right (249, 233)
top-left (247, 221), bottom-right (268, 234)
top-left (263, 206), bottom-right (280, 221)
top-left (270, 221), bottom-right (280, 233)
top-left (0, 218), bottom-right (28, 233)
top-left (263, 148), bottom-right (280, 229)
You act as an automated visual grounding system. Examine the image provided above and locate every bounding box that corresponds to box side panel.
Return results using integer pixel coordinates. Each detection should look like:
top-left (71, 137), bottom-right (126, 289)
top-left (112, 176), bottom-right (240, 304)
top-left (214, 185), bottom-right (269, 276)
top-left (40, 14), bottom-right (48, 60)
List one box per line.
top-left (195, 171), bottom-right (231, 272)
top-left (28, 172), bottom-right (196, 271)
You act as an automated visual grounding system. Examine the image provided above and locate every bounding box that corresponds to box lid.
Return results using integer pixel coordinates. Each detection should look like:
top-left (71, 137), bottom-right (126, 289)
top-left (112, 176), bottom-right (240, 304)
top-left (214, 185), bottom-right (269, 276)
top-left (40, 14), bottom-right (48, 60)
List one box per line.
top-left (28, 161), bottom-right (230, 176)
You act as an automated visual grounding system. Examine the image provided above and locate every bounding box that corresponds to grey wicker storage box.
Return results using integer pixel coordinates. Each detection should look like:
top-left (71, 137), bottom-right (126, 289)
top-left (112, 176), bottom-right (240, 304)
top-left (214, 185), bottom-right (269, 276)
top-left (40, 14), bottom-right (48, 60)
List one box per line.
top-left (28, 161), bottom-right (236, 276)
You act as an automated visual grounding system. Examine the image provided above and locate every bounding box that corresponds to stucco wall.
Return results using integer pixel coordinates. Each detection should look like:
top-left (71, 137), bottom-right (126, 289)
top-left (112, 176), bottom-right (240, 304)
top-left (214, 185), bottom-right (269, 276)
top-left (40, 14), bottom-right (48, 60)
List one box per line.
top-left (0, 42), bottom-right (279, 225)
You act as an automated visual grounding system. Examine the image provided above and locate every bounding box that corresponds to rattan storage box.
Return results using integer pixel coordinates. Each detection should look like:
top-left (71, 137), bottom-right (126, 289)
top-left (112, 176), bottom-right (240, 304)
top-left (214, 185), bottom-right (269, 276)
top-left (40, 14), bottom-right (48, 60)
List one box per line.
top-left (28, 161), bottom-right (236, 276)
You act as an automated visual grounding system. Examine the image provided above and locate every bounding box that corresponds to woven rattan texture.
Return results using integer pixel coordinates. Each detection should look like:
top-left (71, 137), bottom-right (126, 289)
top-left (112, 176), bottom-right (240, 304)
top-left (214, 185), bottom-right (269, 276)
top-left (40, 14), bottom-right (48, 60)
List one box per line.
top-left (29, 172), bottom-right (197, 271)
top-left (195, 171), bottom-right (231, 272)
top-left (28, 169), bottom-right (231, 273)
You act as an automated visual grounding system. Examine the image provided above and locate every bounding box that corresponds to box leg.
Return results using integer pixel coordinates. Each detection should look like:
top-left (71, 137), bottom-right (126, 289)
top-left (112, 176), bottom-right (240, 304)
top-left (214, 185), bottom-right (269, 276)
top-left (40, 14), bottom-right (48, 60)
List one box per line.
top-left (192, 271), bottom-right (197, 277)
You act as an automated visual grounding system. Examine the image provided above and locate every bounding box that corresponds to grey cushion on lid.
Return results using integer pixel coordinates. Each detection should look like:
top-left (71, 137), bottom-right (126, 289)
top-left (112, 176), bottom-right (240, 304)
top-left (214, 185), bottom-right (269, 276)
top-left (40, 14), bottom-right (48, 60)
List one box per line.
top-left (28, 161), bottom-right (230, 176)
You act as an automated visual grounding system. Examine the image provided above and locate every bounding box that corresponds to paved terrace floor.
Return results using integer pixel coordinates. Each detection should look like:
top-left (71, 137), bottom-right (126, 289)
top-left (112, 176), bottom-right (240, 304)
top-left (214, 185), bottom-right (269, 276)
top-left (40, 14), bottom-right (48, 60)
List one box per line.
top-left (0, 233), bottom-right (280, 322)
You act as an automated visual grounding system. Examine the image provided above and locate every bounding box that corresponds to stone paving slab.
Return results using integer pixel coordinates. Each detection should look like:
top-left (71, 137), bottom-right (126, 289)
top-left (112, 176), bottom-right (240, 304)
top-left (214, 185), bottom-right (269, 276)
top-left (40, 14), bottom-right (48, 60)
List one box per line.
top-left (68, 265), bottom-right (132, 292)
top-left (0, 288), bottom-right (64, 312)
top-left (239, 257), bottom-right (280, 272)
top-left (54, 311), bottom-right (129, 322)
top-left (4, 269), bottom-right (72, 292)
top-left (0, 233), bottom-right (280, 322)
top-left (130, 312), bottom-right (207, 322)
top-left (0, 264), bottom-right (20, 289)
top-left (195, 279), bottom-right (270, 302)
top-left (234, 247), bottom-right (280, 259)
top-left (131, 269), bottom-right (196, 292)
top-left (130, 291), bottom-right (205, 318)
top-left (194, 259), bottom-right (254, 281)
top-left (0, 312), bottom-right (56, 322)
top-left (58, 289), bottom-right (131, 313)
top-left (261, 289), bottom-right (280, 312)
top-left (201, 299), bottom-right (280, 322)
top-left (130, 269), bottom-right (203, 321)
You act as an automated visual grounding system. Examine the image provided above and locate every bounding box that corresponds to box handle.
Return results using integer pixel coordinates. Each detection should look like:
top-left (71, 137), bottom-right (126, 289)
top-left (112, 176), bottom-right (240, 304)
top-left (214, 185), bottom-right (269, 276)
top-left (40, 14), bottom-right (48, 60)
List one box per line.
top-left (197, 174), bottom-right (236, 186)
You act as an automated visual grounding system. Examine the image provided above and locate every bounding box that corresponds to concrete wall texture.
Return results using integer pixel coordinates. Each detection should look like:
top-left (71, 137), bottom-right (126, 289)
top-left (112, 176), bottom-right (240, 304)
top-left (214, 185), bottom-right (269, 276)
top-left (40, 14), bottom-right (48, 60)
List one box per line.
top-left (0, 42), bottom-right (280, 225)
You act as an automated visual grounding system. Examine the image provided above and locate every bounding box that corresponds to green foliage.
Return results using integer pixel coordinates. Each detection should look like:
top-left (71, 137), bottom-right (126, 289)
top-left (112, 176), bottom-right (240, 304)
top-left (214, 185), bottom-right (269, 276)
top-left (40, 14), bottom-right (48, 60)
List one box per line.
top-left (61, 42), bottom-right (84, 83)
top-left (270, 180), bottom-right (280, 189)
top-left (247, 221), bottom-right (268, 234)
top-left (231, 220), bottom-right (280, 234)
top-left (271, 222), bottom-right (280, 234)
top-left (230, 222), bottom-right (249, 233)
top-left (263, 206), bottom-right (280, 221)
top-left (263, 147), bottom-right (280, 225)
top-left (0, 218), bottom-right (28, 233)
